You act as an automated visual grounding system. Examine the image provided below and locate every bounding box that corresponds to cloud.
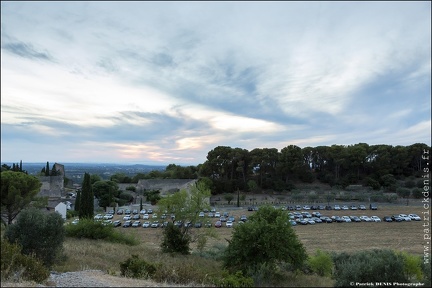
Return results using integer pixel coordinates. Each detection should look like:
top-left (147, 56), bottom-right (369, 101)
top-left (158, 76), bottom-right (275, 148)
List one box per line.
top-left (2, 39), bottom-right (54, 62)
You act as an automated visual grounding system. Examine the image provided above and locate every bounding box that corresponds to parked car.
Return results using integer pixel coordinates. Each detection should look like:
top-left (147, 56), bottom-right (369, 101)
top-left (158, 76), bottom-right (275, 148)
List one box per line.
top-left (142, 213), bottom-right (149, 219)
top-left (408, 214), bottom-right (421, 221)
top-left (205, 221), bottom-right (212, 228)
top-left (341, 205), bottom-right (349, 210)
top-left (325, 205), bottom-right (332, 210)
top-left (334, 205), bottom-right (341, 210)
top-left (71, 218), bottom-right (79, 225)
top-left (160, 214), bottom-right (167, 219)
top-left (123, 220), bottom-right (132, 227)
top-left (132, 214), bottom-right (140, 220)
top-left (220, 216), bottom-right (227, 222)
top-left (215, 212), bottom-right (221, 218)
top-left (391, 215), bottom-right (403, 222)
top-left (223, 212), bottom-right (229, 217)
top-left (226, 221), bottom-right (234, 228)
top-left (295, 205), bottom-right (302, 211)
top-left (113, 220), bottom-right (121, 227)
top-left (296, 218), bottom-right (308, 225)
top-left (318, 205), bottom-right (326, 210)
top-left (341, 216), bottom-right (351, 223)
top-left (123, 215), bottom-right (132, 221)
top-left (107, 210), bottom-right (115, 214)
top-left (142, 221), bottom-right (151, 228)
top-left (140, 209), bottom-right (146, 215)
top-left (359, 216), bottom-right (372, 222)
top-left (125, 209), bottom-right (131, 215)
top-left (152, 213), bottom-right (158, 219)
top-left (383, 216), bottom-right (393, 222)
top-left (289, 220), bottom-right (297, 226)
top-left (132, 221), bottom-right (141, 227)
top-left (132, 209), bottom-right (138, 215)
top-left (322, 217), bottom-right (333, 223)
top-left (211, 207), bottom-right (216, 213)
top-left (147, 208), bottom-right (153, 214)
top-left (195, 222), bottom-right (202, 228)
top-left (102, 220), bottom-right (113, 226)
top-left (350, 205), bottom-right (357, 210)
top-left (303, 205), bottom-right (310, 210)
top-left (240, 215), bottom-right (247, 222)
top-left (370, 203), bottom-right (378, 210)
top-left (103, 214), bottom-right (113, 220)
top-left (215, 221), bottom-right (222, 228)
top-left (247, 206), bottom-right (254, 211)
top-left (228, 216), bottom-right (235, 222)
top-left (199, 212), bottom-right (205, 218)
top-left (311, 217), bottom-right (322, 223)
top-left (116, 209), bottom-right (124, 215)
top-left (307, 219), bottom-right (316, 225)
top-left (359, 204), bottom-right (366, 210)
top-left (371, 216), bottom-right (381, 222)
top-left (350, 216), bottom-right (361, 222)
top-left (331, 216), bottom-right (343, 223)
top-left (398, 214), bottom-right (412, 221)
top-left (208, 212), bottom-right (214, 218)
top-left (312, 211), bottom-right (322, 217)
top-left (151, 221), bottom-right (159, 228)
top-left (94, 214), bottom-right (103, 220)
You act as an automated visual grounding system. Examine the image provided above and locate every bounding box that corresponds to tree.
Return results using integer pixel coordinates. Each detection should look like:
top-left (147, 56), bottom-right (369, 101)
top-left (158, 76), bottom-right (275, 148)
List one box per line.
top-left (157, 180), bottom-right (211, 254)
top-left (79, 173), bottom-right (94, 219)
top-left (1, 171), bottom-right (41, 225)
top-left (45, 161), bottom-right (50, 176)
top-left (74, 188), bottom-right (81, 213)
top-left (4, 207), bottom-right (65, 268)
top-left (222, 205), bottom-right (307, 274)
top-left (224, 194), bottom-right (234, 205)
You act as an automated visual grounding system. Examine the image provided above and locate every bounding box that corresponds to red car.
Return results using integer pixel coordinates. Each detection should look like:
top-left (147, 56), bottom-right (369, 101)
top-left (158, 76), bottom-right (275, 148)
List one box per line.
top-left (215, 221), bottom-right (222, 228)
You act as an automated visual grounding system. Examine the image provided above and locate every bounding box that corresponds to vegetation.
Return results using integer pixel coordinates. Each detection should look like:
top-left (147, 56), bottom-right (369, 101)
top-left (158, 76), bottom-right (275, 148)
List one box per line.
top-left (307, 249), bottom-right (334, 277)
top-left (119, 254), bottom-right (157, 279)
top-left (222, 205), bottom-right (307, 277)
top-left (157, 180), bottom-right (211, 254)
top-left (1, 171), bottom-right (41, 225)
top-left (3, 207), bottom-right (65, 268)
top-left (1, 239), bottom-right (50, 283)
top-left (65, 218), bottom-right (138, 245)
top-left (78, 172), bottom-right (94, 219)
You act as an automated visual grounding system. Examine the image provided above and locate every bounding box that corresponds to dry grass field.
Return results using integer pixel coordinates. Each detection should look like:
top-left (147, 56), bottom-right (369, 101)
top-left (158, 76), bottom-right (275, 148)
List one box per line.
top-left (98, 203), bottom-right (428, 256)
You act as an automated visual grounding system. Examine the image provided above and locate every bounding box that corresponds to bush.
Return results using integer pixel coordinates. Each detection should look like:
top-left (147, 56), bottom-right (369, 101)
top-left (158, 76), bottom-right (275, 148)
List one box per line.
top-left (65, 218), bottom-right (138, 245)
top-left (307, 249), bottom-right (334, 277)
top-left (404, 180), bottom-right (416, 189)
top-left (332, 249), bottom-right (408, 287)
top-left (125, 185), bottom-right (136, 192)
top-left (120, 255), bottom-right (157, 279)
top-left (213, 270), bottom-right (254, 287)
top-left (119, 192), bottom-right (134, 202)
top-left (1, 239), bottom-right (50, 283)
top-left (160, 222), bottom-right (190, 255)
top-left (4, 207), bottom-right (65, 268)
top-left (412, 188), bottom-right (423, 199)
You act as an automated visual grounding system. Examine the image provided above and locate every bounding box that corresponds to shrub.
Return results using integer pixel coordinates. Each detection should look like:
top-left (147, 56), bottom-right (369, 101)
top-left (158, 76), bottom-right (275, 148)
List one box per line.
top-left (125, 185), bottom-right (136, 192)
top-left (119, 192), bottom-right (134, 202)
top-left (160, 222), bottom-right (190, 255)
top-left (404, 180), bottom-right (416, 189)
top-left (65, 218), bottom-right (138, 245)
top-left (4, 207), bottom-right (65, 268)
top-left (119, 255), bottom-right (157, 279)
top-left (412, 188), bottom-right (423, 199)
top-left (332, 249), bottom-right (408, 287)
top-left (307, 249), bottom-right (334, 277)
top-left (1, 239), bottom-right (50, 283)
top-left (398, 251), bottom-right (423, 281)
top-left (213, 270), bottom-right (254, 287)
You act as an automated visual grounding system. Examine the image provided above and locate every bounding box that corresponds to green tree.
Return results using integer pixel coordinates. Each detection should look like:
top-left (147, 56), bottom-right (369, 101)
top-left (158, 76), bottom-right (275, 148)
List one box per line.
top-left (4, 207), bottom-right (65, 268)
top-left (79, 173), bottom-right (94, 219)
top-left (90, 174), bottom-right (102, 184)
top-left (74, 188), bottom-right (81, 213)
top-left (1, 171), bottom-right (41, 225)
top-left (222, 205), bottom-right (307, 274)
top-left (157, 180), bottom-right (211, 254)
top-left (224, 194), bottom-right (234, 205)
top-left (307, 249), bottom-right (334, 277)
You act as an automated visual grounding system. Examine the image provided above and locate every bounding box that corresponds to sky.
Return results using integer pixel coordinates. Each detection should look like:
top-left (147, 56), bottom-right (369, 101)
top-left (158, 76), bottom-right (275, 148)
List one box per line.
top-left (1, 1), bottom-right (431, 166)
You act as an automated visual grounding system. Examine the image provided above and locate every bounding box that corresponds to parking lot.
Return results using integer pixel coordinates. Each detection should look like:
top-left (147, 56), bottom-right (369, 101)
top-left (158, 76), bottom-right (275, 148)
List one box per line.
top-left (75, 203), bottom-right (427, 255)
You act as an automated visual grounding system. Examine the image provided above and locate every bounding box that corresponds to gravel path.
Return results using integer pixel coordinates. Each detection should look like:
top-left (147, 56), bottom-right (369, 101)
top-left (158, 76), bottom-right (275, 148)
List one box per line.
top-left (2, 270), bottom-right (197, 287)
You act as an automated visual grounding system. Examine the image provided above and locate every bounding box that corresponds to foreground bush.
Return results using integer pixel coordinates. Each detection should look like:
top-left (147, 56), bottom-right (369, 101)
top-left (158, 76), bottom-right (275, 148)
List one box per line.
top-left (119, 255), bottom-right (158, 279)
top-left (65, 218), bottom-right (138, 245)
top-left (307, 249), bottom-right (334, 277)
top-left (332, 250), bottom-right (409, 287)
top-left (212, 270), bottom-right (254, 287)
top-left (4, 207), bottom-right (65, 268)
top-left (160, 222), bottom-right (190, 254)
top-left (1, 239), bottom-right (50, 283)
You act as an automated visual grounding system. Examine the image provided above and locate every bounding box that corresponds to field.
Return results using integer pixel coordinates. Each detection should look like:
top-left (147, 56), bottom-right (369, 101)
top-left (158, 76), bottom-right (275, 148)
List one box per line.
top-left (97, 203), bottom-right (428, 256)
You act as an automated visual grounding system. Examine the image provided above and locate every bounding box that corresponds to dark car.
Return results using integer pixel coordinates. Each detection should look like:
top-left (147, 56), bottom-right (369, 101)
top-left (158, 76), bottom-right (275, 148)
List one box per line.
top-left (391, 215), bottom-right (403, 222)
top-left (113, 220), bottom-right (121, 227)
top-left (370, 204), bottom-right (378, 210)
top-left (215, 221), bottom-right (222, 228)
top-left (325, 205), bottom-right (332, 210)
top-left (194, 222), bottom-right (202, 228)
top-left (331, 216), bottom-right (343, 223)
top-left (350, 216), bottom-right (361, 222)
top-left (383, 216), bottom-right (393, 222)
top-left (116, 209), bottom-right (124, 215)
top-left (247, 206), bottom-right (254, 211)
top-left (318, 205), bottom-right (326, 210)
top-left (205, 221), bottom-right (212, 228)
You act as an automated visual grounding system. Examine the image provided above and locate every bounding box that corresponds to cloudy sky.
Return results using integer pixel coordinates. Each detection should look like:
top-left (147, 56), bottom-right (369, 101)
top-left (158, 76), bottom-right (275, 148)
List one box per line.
top-left (1, 1), bottom-right (431, 165)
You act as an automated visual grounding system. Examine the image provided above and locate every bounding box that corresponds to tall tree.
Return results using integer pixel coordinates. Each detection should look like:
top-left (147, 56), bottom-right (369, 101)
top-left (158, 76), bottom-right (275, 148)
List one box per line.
top-left (1, 171), bottom-right (41, 225)
top-left (74, 188), bottom-right (81, 213)
top-left (79, 173), bottom-right (94, 219)
top-left (45, 162), bottom-right (50, 176)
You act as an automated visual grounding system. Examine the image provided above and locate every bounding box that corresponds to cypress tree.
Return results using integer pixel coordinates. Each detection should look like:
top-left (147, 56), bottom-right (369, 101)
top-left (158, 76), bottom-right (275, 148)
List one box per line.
top-left (45, 162), bottom-right (50, 176)
top-left (79, 173), bottom-right (94, 219)
top-left (19, 160), bottom-right (22, 172)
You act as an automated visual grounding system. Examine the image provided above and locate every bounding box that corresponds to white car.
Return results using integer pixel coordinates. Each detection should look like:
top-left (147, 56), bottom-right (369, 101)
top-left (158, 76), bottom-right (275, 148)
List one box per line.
top-left (370, 216), bottom-right (381, 222)
top-left (123, 215), bottom-right (132, 221)
top-left (140, 209), bottom-right (146, 215)
top-left (408, 214), bottom-right (421, 221)
top-left (142, 221), bottom-right (151, 228)
top-left (303, 205), bottom-right (310, 210)
top-left (334, 205), bottom-right (341, 210)
top-left (71, 218), bottom-right (79, 225)
top-left (142, 213), bottom-right (149, 219)
top-left (215, 212), bottom-right (221, 218)
top-left (341, 205), bottom-right (349, 210)
top-left (359, 216), bottom-right (372, 222)
top-left (132, 221), bottom-right (141, 227)
top-left (94, 214), bottom-right (103, 220)
top-left (341, 216), bottom-right (351, 222)
top-left (152, 213), bottom-right (158, 219)
top-left (103, 214), bottom-right (113, 220)
top-left (399, 214), bottom-right (412, 221)
top-left (226, 221), bottom-right (233, 228)
top-left (199, 212), bottom-right (205, 217)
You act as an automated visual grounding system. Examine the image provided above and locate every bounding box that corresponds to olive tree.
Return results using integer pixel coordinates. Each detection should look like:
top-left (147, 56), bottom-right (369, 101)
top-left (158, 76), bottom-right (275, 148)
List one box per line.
top-left (222, 205), bottom-right (307, 275)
